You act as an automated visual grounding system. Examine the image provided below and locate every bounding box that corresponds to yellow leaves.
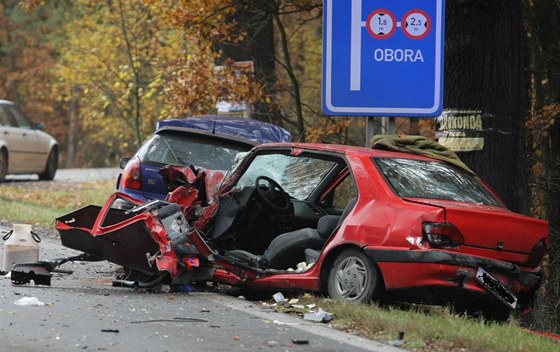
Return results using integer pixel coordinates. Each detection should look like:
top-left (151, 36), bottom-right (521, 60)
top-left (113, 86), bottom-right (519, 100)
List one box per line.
top-left (52, 0), bottom-right (184, 152)
top-left (526, 103), bottom-right (559, 143)
top-left (306, 117), bottom-right (352, 143)
top-left (18, 0), bottom-right (45, 12)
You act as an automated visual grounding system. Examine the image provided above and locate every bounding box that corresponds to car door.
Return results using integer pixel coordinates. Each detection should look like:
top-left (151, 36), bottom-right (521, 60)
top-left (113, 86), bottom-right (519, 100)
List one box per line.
top-left (2, 104), bottom-right (46, 173)
top-left (0, 105), bottom-right (26, 172)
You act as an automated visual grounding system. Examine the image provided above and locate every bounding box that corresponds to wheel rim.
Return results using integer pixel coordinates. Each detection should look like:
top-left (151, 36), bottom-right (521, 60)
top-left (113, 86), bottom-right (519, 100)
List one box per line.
top-left (334, 256), bottom-right (368, 300)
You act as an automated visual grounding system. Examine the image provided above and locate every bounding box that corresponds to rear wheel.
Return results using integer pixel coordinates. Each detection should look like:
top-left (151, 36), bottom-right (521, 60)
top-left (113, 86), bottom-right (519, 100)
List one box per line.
top-left (0, 149), bottom-right (7, 182)
top-left (327, 248), bottom-right (380, 303)
top-left (39, 148), bottom-right (58, 181)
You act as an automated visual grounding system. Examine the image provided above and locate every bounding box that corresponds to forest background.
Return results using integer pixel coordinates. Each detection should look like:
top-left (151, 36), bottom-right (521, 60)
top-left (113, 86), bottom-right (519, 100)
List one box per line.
top-left (0, 0), bottom-right (559, 333)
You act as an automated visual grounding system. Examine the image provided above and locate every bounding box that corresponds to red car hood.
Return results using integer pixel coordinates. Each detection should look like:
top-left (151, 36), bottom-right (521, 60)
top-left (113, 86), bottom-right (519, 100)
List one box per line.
top-left (406, 198), bottom-right (549, 257)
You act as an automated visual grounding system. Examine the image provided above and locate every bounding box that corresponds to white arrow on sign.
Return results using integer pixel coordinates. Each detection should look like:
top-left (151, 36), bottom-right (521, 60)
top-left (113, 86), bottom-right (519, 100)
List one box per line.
top-left (350, 0), bottom-right (363, 91)
top-left (350, 1), bottom-right (401, 91)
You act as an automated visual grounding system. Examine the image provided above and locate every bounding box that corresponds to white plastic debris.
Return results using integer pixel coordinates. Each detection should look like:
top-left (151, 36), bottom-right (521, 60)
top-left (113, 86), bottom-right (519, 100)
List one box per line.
top-left (14, 296), bottom-right (45, 306)
top-left (296, 261), bottom-right (307, 272)
top-left (272, 292), bottom-right (285, 303)
top-left (303, 308), bottom-right (333, 323)
top-left (387, 331), bottom-right (405, 347)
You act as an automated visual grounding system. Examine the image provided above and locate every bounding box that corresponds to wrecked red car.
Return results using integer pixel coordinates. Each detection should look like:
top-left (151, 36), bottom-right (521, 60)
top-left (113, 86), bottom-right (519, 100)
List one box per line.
top-left (56, 138), bottom-right (549, 320)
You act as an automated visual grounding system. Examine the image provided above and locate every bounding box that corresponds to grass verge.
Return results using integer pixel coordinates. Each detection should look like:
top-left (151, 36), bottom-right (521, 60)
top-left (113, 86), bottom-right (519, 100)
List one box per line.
top-left (0, 179), bottom-right (114, 227)
top-left (276, 295), bottom-right (559, 351)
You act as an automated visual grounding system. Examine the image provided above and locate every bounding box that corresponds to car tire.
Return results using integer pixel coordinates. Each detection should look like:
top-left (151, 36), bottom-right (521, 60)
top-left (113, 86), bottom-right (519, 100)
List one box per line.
top-left (39, 148), bottom-right (58, 181)
top-left (327, 248), bottom-right (380, 303)
top-left (0, 149), bottom-right (7, 182)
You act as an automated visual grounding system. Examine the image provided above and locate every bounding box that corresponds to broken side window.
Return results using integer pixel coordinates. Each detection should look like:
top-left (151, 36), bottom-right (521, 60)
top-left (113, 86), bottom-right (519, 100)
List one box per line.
top-left (373, 157), bottom-right (503, 207)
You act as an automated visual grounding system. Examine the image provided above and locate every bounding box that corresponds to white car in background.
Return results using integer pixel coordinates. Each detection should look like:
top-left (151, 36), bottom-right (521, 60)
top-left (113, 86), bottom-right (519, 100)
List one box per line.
top-left (0, 100), bottom-right (59, 181)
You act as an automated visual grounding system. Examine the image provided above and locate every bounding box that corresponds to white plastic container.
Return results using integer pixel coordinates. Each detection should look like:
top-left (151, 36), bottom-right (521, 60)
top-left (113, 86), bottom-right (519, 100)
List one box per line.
top-left (2, 224), bottom-right (40, 272)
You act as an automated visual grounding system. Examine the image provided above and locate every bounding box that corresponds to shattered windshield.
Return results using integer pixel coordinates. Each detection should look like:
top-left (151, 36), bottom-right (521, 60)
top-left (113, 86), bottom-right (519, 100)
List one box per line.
top-left (138, 131), bottom-right (252, 170)
top-left (236, 153), bottom-right (338, 200)
top-left (373, 157), bottom-right (503, 207)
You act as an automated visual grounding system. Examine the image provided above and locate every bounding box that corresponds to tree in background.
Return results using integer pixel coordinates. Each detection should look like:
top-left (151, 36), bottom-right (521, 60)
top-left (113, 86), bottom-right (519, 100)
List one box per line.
top-left (523, 0), bottom-right (560, 333)
top-left (53, 0), bottom-right (183, 166)
top-left (0, 0), bottom-right (67, 151)
top-left (165, 0), bottom-right (358, 144)
top-left (165, 0), bottom-right (267, 117)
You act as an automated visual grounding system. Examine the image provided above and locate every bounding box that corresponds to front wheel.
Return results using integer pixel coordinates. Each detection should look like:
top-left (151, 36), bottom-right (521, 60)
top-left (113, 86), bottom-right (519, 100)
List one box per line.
top-left (39, 148), bottom-right (58, 181)
top-left (327, 248), bottom-right (381, 303)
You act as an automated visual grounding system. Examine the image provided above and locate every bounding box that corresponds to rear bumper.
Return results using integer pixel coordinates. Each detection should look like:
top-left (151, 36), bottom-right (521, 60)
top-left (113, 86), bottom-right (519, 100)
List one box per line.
top-left (365, 248), bottom-right (542, 310)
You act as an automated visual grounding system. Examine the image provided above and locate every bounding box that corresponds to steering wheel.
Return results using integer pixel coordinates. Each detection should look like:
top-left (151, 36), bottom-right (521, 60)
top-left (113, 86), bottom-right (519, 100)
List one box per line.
top-left (255, 176), bottom-right (291, 211)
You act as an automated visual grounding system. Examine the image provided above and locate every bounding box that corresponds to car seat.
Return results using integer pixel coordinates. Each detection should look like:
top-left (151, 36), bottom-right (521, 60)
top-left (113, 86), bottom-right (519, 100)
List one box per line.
top-left (226, 198), bottom-right (357, 270)
top-left (264, 197), bottom-right (357, 270)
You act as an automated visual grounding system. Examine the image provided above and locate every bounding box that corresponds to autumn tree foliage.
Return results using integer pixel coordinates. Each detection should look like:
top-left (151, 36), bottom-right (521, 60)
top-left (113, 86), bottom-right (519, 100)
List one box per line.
top-left (0, 0), bottom-right (66, 148)
top-left (164, 0), bottom-right (357, 143)
top-left (53, 0), bottom-right (184, 165)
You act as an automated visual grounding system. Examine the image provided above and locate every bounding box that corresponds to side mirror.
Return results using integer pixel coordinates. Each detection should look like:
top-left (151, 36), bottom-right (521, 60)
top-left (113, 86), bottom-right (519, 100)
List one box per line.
top-left (34, 122), bottom-right (45, 131)
top-left (119, 157), bottom-right (131, 169)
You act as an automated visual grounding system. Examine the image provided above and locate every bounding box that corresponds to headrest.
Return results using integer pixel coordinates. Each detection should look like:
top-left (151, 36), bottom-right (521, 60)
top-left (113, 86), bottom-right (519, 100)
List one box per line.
top-left (317, 215), bottom-right (340, 238)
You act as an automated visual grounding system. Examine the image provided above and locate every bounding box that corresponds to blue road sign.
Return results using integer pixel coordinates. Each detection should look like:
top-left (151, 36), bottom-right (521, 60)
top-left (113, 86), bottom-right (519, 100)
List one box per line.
top-left (322, 0), bottom-right (445, 116)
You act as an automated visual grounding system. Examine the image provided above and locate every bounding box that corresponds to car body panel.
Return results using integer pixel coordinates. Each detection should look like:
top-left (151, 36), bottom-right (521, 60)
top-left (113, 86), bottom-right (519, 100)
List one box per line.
top-left (57, 142), bottom-right (549, 314)
top-left (139, 162), bottom-right (168, 200)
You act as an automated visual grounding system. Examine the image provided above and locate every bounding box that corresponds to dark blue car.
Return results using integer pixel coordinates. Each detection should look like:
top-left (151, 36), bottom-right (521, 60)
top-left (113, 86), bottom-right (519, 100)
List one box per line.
top-left (117, 115), bottom-right (291, 202)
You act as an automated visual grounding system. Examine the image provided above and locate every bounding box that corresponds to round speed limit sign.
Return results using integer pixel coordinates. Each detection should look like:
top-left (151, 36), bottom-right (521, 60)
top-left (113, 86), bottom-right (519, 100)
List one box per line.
top-left (402, 10), bottom-right (431, 40)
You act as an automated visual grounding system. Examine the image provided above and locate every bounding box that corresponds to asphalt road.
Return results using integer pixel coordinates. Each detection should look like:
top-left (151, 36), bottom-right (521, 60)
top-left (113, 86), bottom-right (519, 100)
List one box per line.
top-left (0, 168), bottom-right (404, 352)
top-left (5, 167), bottom-right (121, 183)
top-left (0, 234), bottom-right (402, 352)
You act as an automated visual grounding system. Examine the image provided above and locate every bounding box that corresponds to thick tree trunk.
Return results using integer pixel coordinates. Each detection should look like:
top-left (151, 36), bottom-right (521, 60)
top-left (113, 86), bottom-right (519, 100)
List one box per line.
top-left (218, 1), bottom-right (278, 123)
top-left (523, 0), bottom-right (560, 332)
top-left (66, 85), bottom-right (80, 169)
top-left (444, 0), bottom-right (523, 212)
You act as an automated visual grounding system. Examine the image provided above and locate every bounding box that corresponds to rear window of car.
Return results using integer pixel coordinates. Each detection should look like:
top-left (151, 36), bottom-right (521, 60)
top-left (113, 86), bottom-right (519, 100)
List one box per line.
top-left (138, 131), bottom-right (252, 170)
top-left (373, 157), bottom-right (503, 207)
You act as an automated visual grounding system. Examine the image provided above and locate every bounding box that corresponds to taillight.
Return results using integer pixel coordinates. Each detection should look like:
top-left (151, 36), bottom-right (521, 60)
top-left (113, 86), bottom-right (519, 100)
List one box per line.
top-left (423, 222), bottom-right (464, 248)
top-left (121, 157), bottom-right (142, 190)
